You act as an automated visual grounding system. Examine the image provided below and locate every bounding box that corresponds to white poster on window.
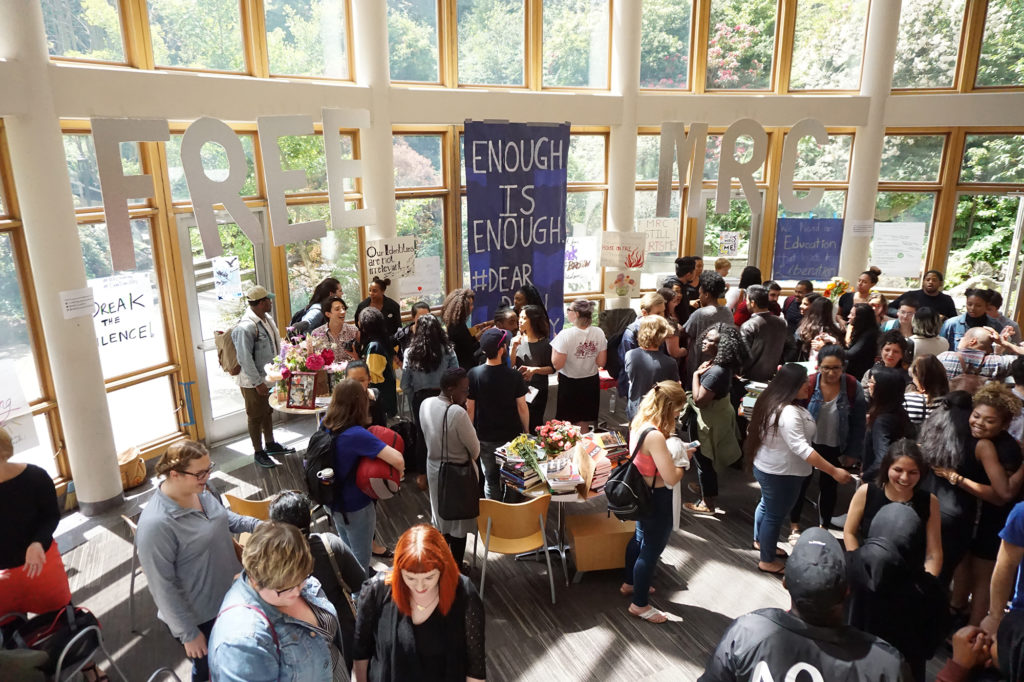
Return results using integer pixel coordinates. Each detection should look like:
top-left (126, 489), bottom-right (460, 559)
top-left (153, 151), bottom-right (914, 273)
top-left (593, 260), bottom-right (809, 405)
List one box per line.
top-left (365, 236), bottom-right (416, 280)
top-left (90, 273), bottom-right (161, 377)
top-left (871, 222), bottom-right (926, 278)
top-left (639, 218), bottom-right (678, 270)
top-left (720, 231), bottom-right (740, 257)
top-left (398, 256), bottom-right (442, 299)
top-left (211, 256), bottom-right (243, 301)
top-left (564, 236), bottom-right (599, 294)
top-left (0, 359), bottom-right (39, 452)
top-left (600, 232), bottom-right (647, 269)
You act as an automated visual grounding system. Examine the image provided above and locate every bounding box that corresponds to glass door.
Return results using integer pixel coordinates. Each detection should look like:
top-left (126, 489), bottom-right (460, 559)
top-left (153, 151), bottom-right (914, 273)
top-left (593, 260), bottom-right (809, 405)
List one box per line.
top-left (176, 210), bottom-right (274, 445)
top-left (697, 188), bottom-right (765, 269)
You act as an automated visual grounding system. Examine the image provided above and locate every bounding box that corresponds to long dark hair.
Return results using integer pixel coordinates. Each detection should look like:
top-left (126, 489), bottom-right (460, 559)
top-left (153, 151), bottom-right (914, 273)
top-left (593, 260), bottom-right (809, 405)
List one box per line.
top-left (849, 303), bottom-right (879, 346)
top-left (441, 288), bottom-right (474, 327)
top-left (744, 363), bottom-right (808, 463)
top-left (919, 391), bottom-right (973, 469)
top-left (911, 354), bottom-right (949, 401)
top-left (521, 304), bottom-right (550, 339)
top-left (797, 296), bottom-right (841, 344)
top-left (358, 307), bottom-right (390, 350)
top-left (738, 266), bottom-right (762, 290)
top-left (405, 314), bottom-right (450, 373)
top-left (516, 284), bottom-right (546, 313)
top-left (875, 438), bottom-right (928, 487)
top-left (868, 366), bottom-right (909, 427)
top-left (307, 277), bottom-right (340, 310)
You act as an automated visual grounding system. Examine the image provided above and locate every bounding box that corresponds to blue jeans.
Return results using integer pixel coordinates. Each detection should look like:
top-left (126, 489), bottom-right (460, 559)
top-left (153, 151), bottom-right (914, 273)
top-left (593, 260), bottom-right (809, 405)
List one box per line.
top-left (623, 486), bottom-right (674, 608)
top-left (478, 441), bottom-right (504, 500)
top-left (753, 467), bottom-right (807, 564)
top-left (332, 502), bottom-right (376, 573)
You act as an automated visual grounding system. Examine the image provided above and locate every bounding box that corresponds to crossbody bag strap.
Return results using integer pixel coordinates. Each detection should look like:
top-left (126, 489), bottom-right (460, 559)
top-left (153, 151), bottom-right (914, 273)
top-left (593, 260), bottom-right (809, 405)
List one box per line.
top-left (440, 403), bottom-right (455, 465)
top-left (315, 534), bottom-right (357, 619)
top-left (217, 603), bottom-right (281, 657)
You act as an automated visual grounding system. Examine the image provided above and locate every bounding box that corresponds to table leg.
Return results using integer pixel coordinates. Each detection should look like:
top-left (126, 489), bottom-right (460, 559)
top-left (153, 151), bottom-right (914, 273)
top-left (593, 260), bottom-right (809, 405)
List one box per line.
top-left (515, 502), bottom-right (570, 586)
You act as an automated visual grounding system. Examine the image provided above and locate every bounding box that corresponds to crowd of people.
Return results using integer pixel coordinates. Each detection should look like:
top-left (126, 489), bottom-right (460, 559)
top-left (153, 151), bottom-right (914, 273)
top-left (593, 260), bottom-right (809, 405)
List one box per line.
top-left (7, 255), bottom-right (1024, 681)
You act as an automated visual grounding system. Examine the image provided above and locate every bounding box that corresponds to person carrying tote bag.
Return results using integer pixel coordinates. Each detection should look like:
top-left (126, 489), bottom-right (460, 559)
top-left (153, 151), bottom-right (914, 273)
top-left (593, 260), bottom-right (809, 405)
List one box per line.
top-left (419, 368), bottom-right (481, 565)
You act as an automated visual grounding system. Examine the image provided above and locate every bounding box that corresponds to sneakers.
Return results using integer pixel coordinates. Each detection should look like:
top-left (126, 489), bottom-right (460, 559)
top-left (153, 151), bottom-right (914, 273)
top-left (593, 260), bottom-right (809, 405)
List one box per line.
top-left (266, 441), bottom-right (296, 454)
top-left (254, 451), bottom-right (278, 468)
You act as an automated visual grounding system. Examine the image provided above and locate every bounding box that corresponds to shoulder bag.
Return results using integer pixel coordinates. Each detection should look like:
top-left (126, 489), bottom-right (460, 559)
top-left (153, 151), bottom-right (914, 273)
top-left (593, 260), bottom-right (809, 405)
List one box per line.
top-left (605, 427), bottom-right (656, 521)
top-left (438, 403), bottom-right (481, 521)
top-left (314, 534), bottom-right (358, 618)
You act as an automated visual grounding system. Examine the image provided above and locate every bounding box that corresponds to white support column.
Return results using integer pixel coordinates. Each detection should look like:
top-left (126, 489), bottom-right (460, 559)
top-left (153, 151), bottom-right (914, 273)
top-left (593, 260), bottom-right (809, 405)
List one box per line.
top-left (605, 0), bottom-right (642, 233)
top-left (351, 0), bottom-right (396, 241)
top-left (0, 0), bottom-right (123, 514)
top-left (838, 0), bottom-right (902, 280)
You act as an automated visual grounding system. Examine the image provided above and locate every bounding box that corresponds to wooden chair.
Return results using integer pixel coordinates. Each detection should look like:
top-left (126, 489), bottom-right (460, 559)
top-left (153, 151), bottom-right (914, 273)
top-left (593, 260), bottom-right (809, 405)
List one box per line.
top-left (223, 494), bottom-right (273, 520)
top-left (473, 494), bottom-right (557, 604)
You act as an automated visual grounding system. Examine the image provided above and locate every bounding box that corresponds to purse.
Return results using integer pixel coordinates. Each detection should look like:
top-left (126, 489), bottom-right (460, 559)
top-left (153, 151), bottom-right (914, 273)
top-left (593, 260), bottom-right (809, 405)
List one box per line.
top-left (605, 427), bottom-right (656, 521)
top-left (437, 404), bottom-right (481, 521)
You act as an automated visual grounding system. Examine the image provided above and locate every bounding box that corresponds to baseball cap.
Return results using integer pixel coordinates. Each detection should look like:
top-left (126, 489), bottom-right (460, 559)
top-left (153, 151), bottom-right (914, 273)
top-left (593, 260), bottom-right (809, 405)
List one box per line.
top-left (479, 328), bottom-right (510, 359)
top-left (785, 527), bottom-right (847, 611)
top-left (245, 285), bottom-right (275, 302)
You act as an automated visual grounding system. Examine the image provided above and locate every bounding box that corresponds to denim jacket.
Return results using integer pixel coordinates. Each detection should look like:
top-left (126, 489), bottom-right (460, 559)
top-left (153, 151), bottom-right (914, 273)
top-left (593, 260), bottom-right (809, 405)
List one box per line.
top-left (232, 308), bottom-right (281, 389)
top-left (209, 573), bottom-right (345, 682)
top-left (805, 373), bottom-right (866, 461)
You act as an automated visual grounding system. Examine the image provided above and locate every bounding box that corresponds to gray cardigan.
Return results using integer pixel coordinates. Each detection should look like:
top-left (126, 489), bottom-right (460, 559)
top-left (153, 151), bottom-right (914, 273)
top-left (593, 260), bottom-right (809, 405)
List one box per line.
top-left (135, 486), bottom-right (260, 642)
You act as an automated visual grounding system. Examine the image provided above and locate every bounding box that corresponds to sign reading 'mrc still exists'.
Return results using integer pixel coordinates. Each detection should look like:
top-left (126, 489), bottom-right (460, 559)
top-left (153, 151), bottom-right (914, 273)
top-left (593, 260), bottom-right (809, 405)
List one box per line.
top-left (464, 120), bottom-right (570, 330)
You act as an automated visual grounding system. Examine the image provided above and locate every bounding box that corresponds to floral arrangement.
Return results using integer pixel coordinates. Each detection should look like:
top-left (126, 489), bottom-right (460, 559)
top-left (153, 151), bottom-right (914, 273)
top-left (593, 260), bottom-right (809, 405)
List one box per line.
top-left (266, 337), bottom-right (347, 401)
top-left (535, 419), bottom-right (582, 456)
top-left (823, 277), bottom-right (850, 305)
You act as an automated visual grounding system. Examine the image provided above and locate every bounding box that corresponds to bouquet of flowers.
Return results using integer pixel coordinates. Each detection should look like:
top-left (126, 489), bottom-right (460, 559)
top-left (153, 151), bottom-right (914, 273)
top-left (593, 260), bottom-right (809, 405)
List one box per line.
top-left (535, 419), bottom-right (582, 456)
top-left (266, 337), bottom-right (347, 400)
top-left (823, 277), bottom-right (850, 305)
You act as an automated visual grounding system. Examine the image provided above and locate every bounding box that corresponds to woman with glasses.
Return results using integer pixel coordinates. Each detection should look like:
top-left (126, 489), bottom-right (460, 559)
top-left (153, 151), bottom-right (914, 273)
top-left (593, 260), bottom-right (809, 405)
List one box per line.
top-left (311, 296), bottom-right (359, 362)
top-left (209, 522), bottom-right (349, 681)
top-left (136, 440), bottom-right (262, 682)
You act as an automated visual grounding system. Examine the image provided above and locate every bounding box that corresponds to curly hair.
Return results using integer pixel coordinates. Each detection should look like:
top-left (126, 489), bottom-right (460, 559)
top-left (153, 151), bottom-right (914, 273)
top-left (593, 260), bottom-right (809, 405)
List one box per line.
top-left (357, 306), bottom-right (390, 349)
top-left (973, 382), bottom-right (1023, 425)
top-left (700, 322), bottom-right (749, 372)
top-left (698, 271), bottom-right (727, 300)
top-left (405, 314), bottom-right (451, 373)
top-left (797, 296), bottom-right (842, 345)
top-left (441, 288), bottom-right (474, 327)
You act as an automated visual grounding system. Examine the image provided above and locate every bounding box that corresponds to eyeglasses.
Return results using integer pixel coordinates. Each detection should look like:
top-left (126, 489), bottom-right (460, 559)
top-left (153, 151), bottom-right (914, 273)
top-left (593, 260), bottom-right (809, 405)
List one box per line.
top-left (179, 463), bottom-right (215, 480)
top-left (818, 365), bottom-right (844, 372)
top-left (274, 573), bottom-right (312, 596)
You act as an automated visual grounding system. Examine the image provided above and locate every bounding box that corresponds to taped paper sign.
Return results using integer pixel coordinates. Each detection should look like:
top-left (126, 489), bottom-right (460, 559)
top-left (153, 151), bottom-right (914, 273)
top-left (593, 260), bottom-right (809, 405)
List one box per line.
top-left (564, 236), bottom-right (599, 294)
top-left (720, 231), bottom-right (740, 257)
top-left (601, 232), bottom-right (646, 269)
top-left (60, 287), bottom-right (94, 319)
top-left (604, 271), bottom-right (640, 299)
top-left (90, 273), bottom-right (162, 377)
top-left (639, 218), bottom-right (679, 270)
top-left (366, 237), bottom-right (416, 280)
top-left (0, 359), bottom-right (39, 452)
top-left (398, 256), bottom-right (442, 299)
top-left (871, 222), bottom-right (926, 278)
top-left (211, 256), bottom-right (243, 301)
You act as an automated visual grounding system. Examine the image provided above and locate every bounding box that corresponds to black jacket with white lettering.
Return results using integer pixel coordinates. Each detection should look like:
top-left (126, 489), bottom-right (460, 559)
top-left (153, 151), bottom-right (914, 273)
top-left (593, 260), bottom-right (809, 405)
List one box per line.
top-left (698, 608), bottom-right (910, 682)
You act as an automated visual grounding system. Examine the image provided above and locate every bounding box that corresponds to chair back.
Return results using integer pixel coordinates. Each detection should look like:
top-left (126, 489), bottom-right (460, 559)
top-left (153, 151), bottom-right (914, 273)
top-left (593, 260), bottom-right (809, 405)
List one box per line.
top-left (223, 494), bottom-right (272, 520)
top-left (477, 494), bottom-right (551, 540)
top-left (121, 514), bottom-right (138, 537)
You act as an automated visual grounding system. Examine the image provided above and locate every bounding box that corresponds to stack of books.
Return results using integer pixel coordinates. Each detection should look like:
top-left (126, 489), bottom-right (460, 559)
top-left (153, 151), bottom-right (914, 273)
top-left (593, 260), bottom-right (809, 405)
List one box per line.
top-left (586, 431), bottom-right (629, 467)
top-left (545, 457), bottom-right (585, 500)
top-left (500, 459), bottom-right (540, 492)
top-left (590, 455), bottom-right (611, 493)
top-left (741, 381), bottom-right (769, 413)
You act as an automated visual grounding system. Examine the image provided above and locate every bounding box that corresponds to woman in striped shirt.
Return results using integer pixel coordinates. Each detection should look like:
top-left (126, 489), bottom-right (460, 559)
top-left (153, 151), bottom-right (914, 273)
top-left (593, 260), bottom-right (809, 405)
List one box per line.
top-left (904, 355), bottom-right (950, 426)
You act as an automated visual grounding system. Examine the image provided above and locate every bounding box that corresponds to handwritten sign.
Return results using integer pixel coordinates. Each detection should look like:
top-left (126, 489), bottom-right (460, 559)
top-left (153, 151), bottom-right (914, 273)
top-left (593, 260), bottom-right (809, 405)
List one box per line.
top-left (772, 218), bottom-right (843, 281)
top-left (90, 273), bottom-right (161, 377)
top-left (719, 231), bottom-right (740, 257)
top-left (639, 218), bottom-right (678, 270)
top-left (211, 256), bottom-right (242, 301)
top-left (398, 256), bottom-right (442, 299)
top-left (872, 222), bottom-right (926, 278)
top-left (365, 236), bottom-right (416, 280)
top-left (0, 360), bottom-right (39, 452)
top-left (601, 232), bottom-right (647, 269)
top-left (604, 271), bottom-right (640, 299)
top-left (564, 236), bottom-right (599, 294)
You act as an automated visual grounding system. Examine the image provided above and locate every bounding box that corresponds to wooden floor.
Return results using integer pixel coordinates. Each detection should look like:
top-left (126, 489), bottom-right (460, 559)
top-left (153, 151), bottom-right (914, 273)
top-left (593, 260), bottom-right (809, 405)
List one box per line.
top-left (55, 394), bottom-right (949, 681)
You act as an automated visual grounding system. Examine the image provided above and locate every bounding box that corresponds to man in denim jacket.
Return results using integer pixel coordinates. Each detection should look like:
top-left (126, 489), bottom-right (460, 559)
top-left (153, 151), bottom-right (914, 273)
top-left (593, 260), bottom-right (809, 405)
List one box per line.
top-left (232, 285), bottom-right (289, 468)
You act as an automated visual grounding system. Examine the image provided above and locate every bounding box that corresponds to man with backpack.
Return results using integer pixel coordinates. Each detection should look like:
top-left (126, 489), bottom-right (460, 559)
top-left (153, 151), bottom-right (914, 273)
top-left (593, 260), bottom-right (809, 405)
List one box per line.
top-left (232, 285), bottom-right (290, 468)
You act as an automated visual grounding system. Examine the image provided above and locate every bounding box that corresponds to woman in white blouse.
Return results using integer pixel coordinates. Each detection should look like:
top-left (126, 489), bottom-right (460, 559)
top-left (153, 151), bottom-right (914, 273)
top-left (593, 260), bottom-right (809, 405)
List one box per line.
top-left (743, 364), bottom-right (853, 575)
top-left (551, 300), bottom-right (607, 429)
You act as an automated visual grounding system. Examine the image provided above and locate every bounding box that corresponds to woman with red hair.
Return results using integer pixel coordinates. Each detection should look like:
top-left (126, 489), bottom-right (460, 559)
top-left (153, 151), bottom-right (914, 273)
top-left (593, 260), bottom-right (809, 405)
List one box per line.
top-left (352, 524), bottom-right (486, 681)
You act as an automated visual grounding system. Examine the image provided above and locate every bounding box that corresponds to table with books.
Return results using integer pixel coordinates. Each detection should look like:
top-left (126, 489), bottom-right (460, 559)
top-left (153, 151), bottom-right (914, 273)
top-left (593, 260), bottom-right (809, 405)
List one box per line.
top-left (496, 429), bottom-right (632, 584)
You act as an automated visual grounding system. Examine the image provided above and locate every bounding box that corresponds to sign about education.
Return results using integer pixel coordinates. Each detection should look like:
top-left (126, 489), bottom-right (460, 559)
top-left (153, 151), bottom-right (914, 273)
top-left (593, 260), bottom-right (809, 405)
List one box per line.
top-left (365, 236), bottom-right (416, 280)
top-left (871, 222), bottom-right (926, 278)
top-left (90, 273), bottom-right (161, 377)
top-left (601, 231), bottom-right (647, 269)
top-left (772, 218), bottom-right (844, 281)
top-left (0, 359), bottom-right (39, 453)
top-left (464, 120), bottom-right (570, 330)
top-left (639, 218), bottom-right (678, 270)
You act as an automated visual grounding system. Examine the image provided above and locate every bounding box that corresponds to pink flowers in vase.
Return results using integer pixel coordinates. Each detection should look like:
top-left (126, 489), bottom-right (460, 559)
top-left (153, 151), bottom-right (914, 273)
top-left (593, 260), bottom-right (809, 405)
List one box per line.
top-left (535, 419), bottom-right (582, 456)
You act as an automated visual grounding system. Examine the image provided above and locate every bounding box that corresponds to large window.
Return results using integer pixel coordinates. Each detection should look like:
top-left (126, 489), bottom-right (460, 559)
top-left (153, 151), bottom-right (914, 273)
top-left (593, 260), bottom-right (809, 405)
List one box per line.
top-left (165, 133), bottom-right (260, 202)
top-left (960, 134), bottom-right (1024, 184)
top-left (705, 0), bottom-right (777, 90)
top-left (542, 0), bottom-right (610, 89)
top-left (976, 0), bottom-right (1024, 88)
top-left (457, 0), bottom-right (526, 86)
top-left (388, 0), bottom-right (441, 82)
top-left (265, 0), bottom-right (350, 78)
top-left (879, 135), bottom-right (946, 183)
top-left (639, 0), bottom-right (692, 89)
top-left (147, 0), bottom-right (246, 71)
top-left (41, 0), bottom-right (125, 62)
top-left (892, 0), bottom-right (966, 89)
top-left (789, 0), bottom-right (868, 91)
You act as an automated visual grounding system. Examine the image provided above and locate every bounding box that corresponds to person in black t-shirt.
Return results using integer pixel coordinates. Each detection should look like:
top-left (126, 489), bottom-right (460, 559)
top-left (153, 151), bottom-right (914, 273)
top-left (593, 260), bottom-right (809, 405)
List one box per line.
top-left (700, 528), bottom-right (910, 682)
top-left (467, 328), bottom-right (528, 499)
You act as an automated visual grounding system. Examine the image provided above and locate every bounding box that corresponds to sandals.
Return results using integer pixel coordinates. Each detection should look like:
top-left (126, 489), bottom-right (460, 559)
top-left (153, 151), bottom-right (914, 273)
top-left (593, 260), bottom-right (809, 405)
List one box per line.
top-left (752, 542), bottom-right (788, 558)
top-left (757, 563), bottom-right (785, 576)
top-left (82, 664), bottom-right (110, 682)
top-left (628, 606), bottom-right (671, 624)
top-left (684, 500), bottom-right (716, 515)
top-left (372, 546), bottom-right (395, 559)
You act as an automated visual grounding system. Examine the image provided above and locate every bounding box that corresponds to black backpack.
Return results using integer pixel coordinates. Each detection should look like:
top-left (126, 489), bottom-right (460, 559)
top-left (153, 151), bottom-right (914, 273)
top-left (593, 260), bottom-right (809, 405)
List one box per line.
top-left (605, 427), bottom-right (655, 521)
top-left (290, 305), bottom-right (308, 326)
top-left (304, 428), bottom-right (338, 506)
top-left (390, 420), bottom-right (417, 462)
top-left (1, 604), bottom-right (99, 674)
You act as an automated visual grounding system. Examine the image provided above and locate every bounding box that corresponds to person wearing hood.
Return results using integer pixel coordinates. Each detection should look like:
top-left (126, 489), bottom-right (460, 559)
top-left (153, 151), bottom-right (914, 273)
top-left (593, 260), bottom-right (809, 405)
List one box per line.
top-left (847, 504), bottom-right (950, 682)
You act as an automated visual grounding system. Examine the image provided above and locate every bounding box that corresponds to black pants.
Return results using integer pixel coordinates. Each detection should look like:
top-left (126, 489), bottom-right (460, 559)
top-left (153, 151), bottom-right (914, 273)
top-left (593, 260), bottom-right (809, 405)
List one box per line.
top-left (693, 449), bottom-right (719, 499)
top-left (790, 443), bottom-right (841, 527)
top-left (444, 533), bottom-right (467, 563)
top-left (177, 618), bottom-right (216, 682)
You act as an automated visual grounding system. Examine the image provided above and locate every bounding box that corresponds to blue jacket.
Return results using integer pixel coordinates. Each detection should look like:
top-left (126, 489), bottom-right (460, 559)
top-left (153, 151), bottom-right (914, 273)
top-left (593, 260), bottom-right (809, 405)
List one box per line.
top-left (940, 314), bottom-right (1003, 350)
top-left (232, 308), bottom-right (280, 388)
top-left (806, 372), bottom-right (866, 461)
top-left (209, 573), bottom-right (345, 682)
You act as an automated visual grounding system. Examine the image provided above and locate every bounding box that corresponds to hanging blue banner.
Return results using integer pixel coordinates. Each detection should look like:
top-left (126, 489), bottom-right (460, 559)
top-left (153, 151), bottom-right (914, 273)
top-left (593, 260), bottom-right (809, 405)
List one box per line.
top-left (772, 217), bottom-right (844, 281)
top-left (464, 120), bottom-right (570, 331)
